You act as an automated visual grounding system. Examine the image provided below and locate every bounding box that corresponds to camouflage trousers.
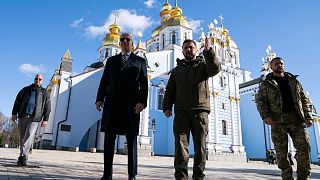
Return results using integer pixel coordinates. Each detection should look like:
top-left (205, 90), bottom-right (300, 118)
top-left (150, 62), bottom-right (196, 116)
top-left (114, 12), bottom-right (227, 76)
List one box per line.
top-left (271, 113), bottom-right (311, 180)
top-left (173, 110), bottom-right (208, 180)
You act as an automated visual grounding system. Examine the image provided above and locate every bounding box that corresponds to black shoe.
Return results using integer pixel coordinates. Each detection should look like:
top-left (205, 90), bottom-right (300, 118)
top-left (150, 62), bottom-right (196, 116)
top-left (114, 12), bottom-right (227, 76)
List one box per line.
top-left (17, 156), bottom-right (27, 166)
top-left (100, 176), bottom-right (112, 180)
top-left (128, 176), bottom-right (136, 180)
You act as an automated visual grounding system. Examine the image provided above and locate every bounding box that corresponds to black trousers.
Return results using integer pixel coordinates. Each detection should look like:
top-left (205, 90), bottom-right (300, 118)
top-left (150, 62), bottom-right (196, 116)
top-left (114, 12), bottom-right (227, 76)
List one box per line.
top-left (103, 133), bottom-right (137, 178)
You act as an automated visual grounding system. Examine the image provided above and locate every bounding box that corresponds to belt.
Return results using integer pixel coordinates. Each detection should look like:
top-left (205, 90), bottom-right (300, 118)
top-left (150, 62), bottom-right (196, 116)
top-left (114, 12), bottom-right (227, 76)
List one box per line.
top-left (23, 114), bottom-right (34, 118)
top-left (282, 112), bottom-right (298, 117)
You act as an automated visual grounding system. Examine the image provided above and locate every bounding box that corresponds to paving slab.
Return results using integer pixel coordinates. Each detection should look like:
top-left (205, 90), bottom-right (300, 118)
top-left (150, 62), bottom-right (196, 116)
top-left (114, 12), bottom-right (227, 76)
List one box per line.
top-left (1, 148), bottom-right (320, 179)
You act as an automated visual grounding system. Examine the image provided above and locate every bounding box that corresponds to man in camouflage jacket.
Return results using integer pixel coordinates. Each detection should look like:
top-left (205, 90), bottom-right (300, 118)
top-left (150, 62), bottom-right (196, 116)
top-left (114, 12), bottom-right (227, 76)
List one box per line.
top-left (255, 57), bottom-right (313, 180)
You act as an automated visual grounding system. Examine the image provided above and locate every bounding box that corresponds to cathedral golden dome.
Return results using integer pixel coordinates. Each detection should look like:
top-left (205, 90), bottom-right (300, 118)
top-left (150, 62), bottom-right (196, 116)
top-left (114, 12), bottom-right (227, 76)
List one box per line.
top-left (102, 24), bottom-right (121, 46)
top-left (165, 0), bottom-right (189, 28)
top-left (170, 6), bottom-right (182, 17)
top-left (225, 35), bottom-right (237, 48)
top-left (160, 0), bottom-right (172, 17)
top-left (164, 16), bottom-right (190, 28)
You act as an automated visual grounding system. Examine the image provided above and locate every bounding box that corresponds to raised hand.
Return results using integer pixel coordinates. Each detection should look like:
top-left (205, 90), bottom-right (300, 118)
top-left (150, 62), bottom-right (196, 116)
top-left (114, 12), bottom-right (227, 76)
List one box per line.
top-left (264, 117), bottom-right (273, 125)
top-left (134, 103), bottom-right (144, 113)
top-left (164, 110), bottom-right (172, 117)
top-left (11, 115), bottom-right (17, 123)
top-left (95, 101), bottom-right (104, 112)
top-left (204, 37), bottom-right (210, 51)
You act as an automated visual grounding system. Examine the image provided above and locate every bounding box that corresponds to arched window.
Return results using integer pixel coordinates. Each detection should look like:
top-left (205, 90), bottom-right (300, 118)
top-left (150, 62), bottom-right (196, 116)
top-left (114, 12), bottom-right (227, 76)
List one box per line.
top-left (184, 32), bottom-right (188, 40)
top-left (162, 34), bottom-right (165, 49)
top-left (105, 48), bottom-right (109, 58)
top-left (172, 31), bottom-right (176, 45)
top-left (158, 88), bottom-right (165, 110)
top-left (222, 120), bottom-right (227, 135)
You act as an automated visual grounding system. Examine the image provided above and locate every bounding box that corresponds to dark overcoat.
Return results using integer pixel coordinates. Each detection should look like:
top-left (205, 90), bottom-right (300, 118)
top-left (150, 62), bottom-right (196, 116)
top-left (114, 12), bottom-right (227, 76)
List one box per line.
top-left (96, 53), bottom-right (148, 135)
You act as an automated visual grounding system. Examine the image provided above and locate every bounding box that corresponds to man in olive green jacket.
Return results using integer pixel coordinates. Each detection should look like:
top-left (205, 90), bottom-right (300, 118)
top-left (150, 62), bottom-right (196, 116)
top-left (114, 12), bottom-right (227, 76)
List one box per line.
top-left (255, 57), bottom-right (313, 180)
top-left (163, 38), bottom-right (221, 180)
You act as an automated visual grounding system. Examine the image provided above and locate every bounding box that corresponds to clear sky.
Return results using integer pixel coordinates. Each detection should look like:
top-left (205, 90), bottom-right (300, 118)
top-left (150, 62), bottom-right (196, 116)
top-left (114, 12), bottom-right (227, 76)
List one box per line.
top-left (0, 0), bottom-right (319, 117)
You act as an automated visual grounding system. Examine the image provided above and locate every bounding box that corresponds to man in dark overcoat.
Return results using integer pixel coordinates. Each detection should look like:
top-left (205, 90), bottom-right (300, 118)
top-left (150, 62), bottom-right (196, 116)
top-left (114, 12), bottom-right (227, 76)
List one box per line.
top-left (96, 32), bottom-right (148, 180)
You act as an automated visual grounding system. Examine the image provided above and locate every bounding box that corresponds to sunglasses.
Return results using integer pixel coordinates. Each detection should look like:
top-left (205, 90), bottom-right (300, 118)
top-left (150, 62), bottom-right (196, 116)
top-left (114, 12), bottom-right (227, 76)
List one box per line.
top-left (120, 38), bottom-right (131, 42)
top-left (35, 78), bottom-right (42, 81)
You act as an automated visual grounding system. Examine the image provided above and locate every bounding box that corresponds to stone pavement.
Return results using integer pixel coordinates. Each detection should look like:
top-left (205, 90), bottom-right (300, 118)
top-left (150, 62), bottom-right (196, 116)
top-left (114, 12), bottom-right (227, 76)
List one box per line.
top-left (1, 148), bottom-right (320, 180)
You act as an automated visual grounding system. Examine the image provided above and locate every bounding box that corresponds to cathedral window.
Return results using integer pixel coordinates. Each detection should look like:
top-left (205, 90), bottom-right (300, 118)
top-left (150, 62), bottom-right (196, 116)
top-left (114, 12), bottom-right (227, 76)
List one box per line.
top-left (158, 88), bottom-right (165, 110)
top-left (184, 32), bottom-right (188, 40)
top-left (222, 103), bottom-right (225, 109)
top-left (222, 120), bottom-right (227, 135)
top-left (162, 34), bottom-right (165, 49)
top-left (220, 75), bottom-right (226, 89)
top-left (172, 31), bottom-right (176, 45)
top-left (105, 48), bottom-right (109, 58)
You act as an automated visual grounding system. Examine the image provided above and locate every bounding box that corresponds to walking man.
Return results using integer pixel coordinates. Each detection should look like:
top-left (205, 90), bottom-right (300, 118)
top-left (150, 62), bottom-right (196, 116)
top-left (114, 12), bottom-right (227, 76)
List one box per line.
top-left (162, 38), bottom-right (221, 180)
top-left (11, 74), bottom-right (51, 166)
top-left (255, 57), bottom-right (313, 180)
top-left (96, 33), bottom-right (148, 180)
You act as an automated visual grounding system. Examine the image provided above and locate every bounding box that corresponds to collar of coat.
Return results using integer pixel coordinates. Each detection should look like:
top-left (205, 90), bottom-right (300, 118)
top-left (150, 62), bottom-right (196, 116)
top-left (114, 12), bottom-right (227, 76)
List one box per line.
top-left (176, 56), bottom-right (204, 66)
top-left (265, 72), bottom-right (299, 81)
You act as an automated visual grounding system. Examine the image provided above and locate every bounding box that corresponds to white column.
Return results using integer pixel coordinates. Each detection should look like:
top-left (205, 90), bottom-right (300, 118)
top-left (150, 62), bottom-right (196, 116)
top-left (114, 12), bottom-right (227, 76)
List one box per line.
top-left (139, 76), bottom-right (151, 145)
top-left (141, 105), bottom-right (149, 137)
top-left (228, 73), bottom-right (236, 148)
top-left (234, 74), bottom-right (245, 153)
top-left (213, 92), bottom-right (219, 143)
top-left (228, 72), bottom-right (239, 153)
top-left (229, 96), bottom-right (236, 147)
top-left (212, 89), bottom-right (222, 154)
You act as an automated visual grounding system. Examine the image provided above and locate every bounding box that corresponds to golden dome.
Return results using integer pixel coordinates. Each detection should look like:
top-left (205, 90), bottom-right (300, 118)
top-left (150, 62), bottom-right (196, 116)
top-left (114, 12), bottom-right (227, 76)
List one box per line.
top-left (160, 0), bottom-right (172, 17)
top-left (102, 24), bottom-right (121, 46)
top-left (170, 6), bottom-right (182, 17)
top-left (227, 36), bottom-right (238, 48)
top-left (164, 16), bottom-right (190, 28)
top-left (222, 29), bottom-right (228, 36)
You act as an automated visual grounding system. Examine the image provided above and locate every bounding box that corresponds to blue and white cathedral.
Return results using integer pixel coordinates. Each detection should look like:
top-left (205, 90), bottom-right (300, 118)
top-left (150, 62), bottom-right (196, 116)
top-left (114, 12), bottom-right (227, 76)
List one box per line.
top-left (33, 0), bottom-right (320, 163)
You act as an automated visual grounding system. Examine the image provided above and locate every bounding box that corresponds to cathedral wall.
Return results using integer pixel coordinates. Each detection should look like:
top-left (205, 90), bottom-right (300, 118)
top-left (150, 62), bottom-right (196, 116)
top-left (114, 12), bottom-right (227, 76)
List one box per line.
top-left (56, 69), bottom-right (103, 148)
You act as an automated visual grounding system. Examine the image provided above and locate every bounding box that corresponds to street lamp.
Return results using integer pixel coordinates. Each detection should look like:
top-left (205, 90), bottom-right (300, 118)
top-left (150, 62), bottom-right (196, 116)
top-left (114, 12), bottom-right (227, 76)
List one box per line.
top-left (151, 118), bottom-right (156, 156)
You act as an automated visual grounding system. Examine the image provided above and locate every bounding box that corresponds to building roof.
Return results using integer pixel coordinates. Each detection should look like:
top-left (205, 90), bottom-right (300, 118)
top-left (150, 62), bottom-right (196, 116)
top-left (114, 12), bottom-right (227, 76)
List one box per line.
top-left (239, 75), bottom-right (264, 89)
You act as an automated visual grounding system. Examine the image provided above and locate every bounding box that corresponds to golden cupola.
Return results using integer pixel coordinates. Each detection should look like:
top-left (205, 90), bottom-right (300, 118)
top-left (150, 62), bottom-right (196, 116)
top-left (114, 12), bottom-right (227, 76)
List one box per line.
top-left (170, 0), bottom-right (182, 17)
top-left (160, 0), bottom-right (172, 19)
top-left (164, 0), bottom-right (190, 28)
top-left (102, 22), bottom-right (121, 47)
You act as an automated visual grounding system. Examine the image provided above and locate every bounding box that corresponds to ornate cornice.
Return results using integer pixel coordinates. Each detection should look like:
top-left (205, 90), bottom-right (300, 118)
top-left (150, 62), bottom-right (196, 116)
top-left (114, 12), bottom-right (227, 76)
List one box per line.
top-left (229, 95), bottom-right (235, 102)
top-left (212, 91), bottom-right (219, 97)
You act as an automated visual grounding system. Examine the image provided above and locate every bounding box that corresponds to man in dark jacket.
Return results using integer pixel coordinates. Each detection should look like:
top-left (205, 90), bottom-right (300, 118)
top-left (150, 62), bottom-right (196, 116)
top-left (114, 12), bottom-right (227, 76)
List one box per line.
top-left (96, 33), bottom-right (148, 180)
top-left (255, 57), bottom-right (312, 180)
top-left (163, 38), bottom-right (221, 180)
top-left (11, 74), bottom-right (51, 166)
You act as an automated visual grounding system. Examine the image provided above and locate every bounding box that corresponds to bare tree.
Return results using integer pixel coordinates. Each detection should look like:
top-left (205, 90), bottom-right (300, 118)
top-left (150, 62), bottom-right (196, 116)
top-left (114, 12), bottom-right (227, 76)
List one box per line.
top-left (0, 112), bottom-right (19, 147)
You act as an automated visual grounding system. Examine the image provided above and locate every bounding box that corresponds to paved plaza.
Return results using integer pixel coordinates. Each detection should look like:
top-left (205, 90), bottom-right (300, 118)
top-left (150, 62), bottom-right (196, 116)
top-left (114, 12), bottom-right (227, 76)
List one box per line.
top-left (1, 148), bottom-right (320, 179)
